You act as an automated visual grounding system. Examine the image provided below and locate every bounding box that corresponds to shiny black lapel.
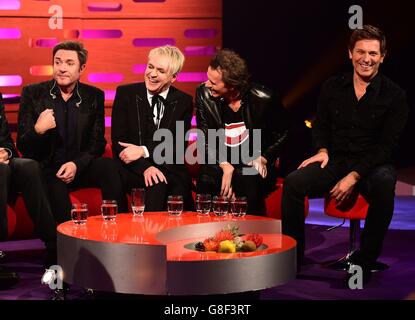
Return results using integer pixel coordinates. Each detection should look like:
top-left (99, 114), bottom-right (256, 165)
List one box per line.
top-left (159, 86), bottom-right (179, 129)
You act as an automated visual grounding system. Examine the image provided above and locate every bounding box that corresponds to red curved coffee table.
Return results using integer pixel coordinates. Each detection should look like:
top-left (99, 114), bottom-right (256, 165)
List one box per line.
top-left (57, 212), bottom-right (296, 295)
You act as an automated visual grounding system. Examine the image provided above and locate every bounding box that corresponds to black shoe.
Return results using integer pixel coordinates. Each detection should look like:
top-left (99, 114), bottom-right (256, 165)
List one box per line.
top-left (0, 266), bottom-right (20, 290)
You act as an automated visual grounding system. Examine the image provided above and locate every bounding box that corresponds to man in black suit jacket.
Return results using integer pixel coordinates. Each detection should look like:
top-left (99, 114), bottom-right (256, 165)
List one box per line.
top-left (1, 93), bottom-right (57, 289)
top-left (17, 41), bottom-right (127, 223)
top-left (111, 45), bottom-right (194, 211)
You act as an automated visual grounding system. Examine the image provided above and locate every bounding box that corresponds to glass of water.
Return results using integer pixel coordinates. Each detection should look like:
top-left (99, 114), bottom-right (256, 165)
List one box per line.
top-left (212, 196), bottom-right (229, 217)
top-left (131, 188), bottom-right (145, 216)
top-left (71, 203), bottom-right (88, 225)
top-left (231, 196), bottom-right (248, 218)
top-left (167, 195), bottom-right (183, 216)
top-left (196, 194), bottom-right (211, 215)
top-left (101, 200), bottom-right (117, 221)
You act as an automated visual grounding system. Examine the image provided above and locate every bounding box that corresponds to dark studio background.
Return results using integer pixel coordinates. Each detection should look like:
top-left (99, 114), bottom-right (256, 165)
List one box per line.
top-left (223, 0), bottom-right (415, 177)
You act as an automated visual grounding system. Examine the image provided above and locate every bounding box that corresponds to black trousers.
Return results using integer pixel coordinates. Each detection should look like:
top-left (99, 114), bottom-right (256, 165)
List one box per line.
top-left (0, 159), bottom-right (56, 247)
top-left (196, 164), bottom-right (265, 215)
top-left (117, 162), bottom-right (194, 212)
top-left (43, 157), bottom-right (128, 224)
top-left (281, 161), bottom-right (396, 266)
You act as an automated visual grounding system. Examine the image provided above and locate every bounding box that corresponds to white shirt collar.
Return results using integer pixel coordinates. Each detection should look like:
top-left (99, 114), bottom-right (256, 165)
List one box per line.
top-left (147, 87), bottom-right (169, 103)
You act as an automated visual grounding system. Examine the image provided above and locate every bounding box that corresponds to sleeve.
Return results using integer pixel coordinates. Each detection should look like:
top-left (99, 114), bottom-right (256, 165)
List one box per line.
top-left (351, 90), bottom-right (409, 177)
top-left (72, 89), bottom-right (107, 173)
top-left (111, 86), bottom-right (152, 174)
top-left (261, 91), bottom-right (290, 164)
top-left (16, 85), bottom-right (50, 158)
top-left (0, 93), bottom-right (18, 159)
top-left (195, 85), bottom-right (224, 164)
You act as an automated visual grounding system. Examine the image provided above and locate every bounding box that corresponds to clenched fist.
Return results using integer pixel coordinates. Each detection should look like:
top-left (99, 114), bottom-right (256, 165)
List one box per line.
top-left (35, 108), bottom-right (56, 134)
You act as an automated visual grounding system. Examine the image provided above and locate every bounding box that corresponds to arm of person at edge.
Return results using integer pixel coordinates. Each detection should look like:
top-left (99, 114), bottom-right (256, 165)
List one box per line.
top-left (0, 93), bottom-right (18, 164)
top-left (249, 89), bottom-right (289, 178)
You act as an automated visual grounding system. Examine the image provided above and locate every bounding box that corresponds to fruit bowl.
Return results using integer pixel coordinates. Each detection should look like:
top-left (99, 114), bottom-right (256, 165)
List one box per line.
top-left (184, 224), bottom-right (266, 253)
top-left (184, 241), bottom-right (268, 253)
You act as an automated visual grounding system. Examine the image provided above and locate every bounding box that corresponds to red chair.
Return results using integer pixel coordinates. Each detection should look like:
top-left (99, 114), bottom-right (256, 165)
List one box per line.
top-left (324, 191), bottom-right (388, 271)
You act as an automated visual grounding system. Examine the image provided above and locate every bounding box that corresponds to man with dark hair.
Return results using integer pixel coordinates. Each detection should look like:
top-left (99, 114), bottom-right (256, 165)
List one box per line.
top-left (195, 49), bottom-right (289, 214)
top-left (1, 93), bottom-right (57, 289)
top-left (17, 41), bottom-right (127, 224)
top-left (282, 25), bottom-right (409, 282)
top-left (111, 45), bottom-right (194, 211)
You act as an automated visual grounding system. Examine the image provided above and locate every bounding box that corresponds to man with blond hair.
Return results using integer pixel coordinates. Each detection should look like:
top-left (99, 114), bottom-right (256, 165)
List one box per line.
top-left (111, 45), bottom-right (194, 210)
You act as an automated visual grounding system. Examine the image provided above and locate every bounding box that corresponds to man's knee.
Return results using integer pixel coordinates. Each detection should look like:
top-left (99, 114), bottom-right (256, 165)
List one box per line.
top-left (367, 165), bottom-right (396, 193)
top-left (146, 181), bottom-right (167, 194)
top-left (283, 170), bottom-right (306, 195)
top-left (12, 158), bottom-right (41, 177)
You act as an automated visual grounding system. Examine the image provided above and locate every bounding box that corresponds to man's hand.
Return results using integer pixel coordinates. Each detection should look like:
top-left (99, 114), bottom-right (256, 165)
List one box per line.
top-left (35, 109), bottom-right (56, 134)
top-left (298, 148), bottom-right (329, 169)
top-left (118, 142), bottom-right (145, 164)
top-left (56, 161), bottom-right (77, 184)
top-left (248, 156), bottom-right (268, 178)
top-left (330, 171), bottom-right (360, 202)
top-left (0, 148), bottom-right (9, 164)
top-left (143, 166), bottom-right (167, 187)
top-left (219, 162), bottom-right (235, 199)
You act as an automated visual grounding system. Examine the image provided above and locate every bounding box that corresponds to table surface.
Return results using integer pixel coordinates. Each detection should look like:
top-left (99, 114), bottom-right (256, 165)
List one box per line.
top-left (57, 212), bottom-right (296, 261)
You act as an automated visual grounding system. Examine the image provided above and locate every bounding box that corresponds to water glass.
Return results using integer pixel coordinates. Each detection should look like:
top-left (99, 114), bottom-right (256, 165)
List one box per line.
top-left (71, 203), bottom-right (88, 225)
top-left (196, 194), bottom-right (211, 215)
top-left (131, 188), bottom-right (145, 216)
top-left (231, 196), bottom-right (248, 218)
top-left (101, 200), bottom-right (117, 221)
top-left (212, 196), bottom-right (229, 217)
top-left (167, 195), bottom-right (183, 216)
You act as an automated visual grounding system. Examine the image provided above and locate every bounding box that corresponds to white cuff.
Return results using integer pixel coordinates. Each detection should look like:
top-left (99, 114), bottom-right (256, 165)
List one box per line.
top-left (141, 146), bottom-right (150, 158)
top-left (4, 147), bottom-right (13, 159)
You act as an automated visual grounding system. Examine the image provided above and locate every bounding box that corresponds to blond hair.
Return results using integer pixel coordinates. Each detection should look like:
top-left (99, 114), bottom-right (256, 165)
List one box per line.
top-left (148, 45), bottom-right (185, 76)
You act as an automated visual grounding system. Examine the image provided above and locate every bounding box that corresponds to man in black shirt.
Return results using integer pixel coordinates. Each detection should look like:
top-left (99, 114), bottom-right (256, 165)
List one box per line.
top-left (17, 41), bottom-right (128, 224)
top-left (196, 49), bottom-right (289, 214)
top-left (282, 25), bottom-right (409, 281)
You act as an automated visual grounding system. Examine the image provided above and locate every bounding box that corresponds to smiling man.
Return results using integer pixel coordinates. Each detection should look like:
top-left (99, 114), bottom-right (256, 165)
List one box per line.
top-left (111, 45), bottom-right (194, 211)
top-left (17, 41), bottom-right (128, 224)
top-left (195, 49), bottom-right (289, 214)
top-left (281, 25), bottom-right (409, 283)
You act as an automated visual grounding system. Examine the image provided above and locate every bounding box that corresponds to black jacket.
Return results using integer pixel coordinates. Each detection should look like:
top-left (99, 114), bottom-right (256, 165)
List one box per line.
top-left (313, 72), bottom-right (409, 177)
top-left (195, 83), bottom-right (289, 166)
top-left (0, 93), bottom-right (18, 159)
top-left (111, 82), bottom-right (193, 179)
top-left (17, 80), bottom-right (106, 173)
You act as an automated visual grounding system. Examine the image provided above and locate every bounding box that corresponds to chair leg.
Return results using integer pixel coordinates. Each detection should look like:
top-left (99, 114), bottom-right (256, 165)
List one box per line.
top-left (322, 220), bottom-right (360, 270)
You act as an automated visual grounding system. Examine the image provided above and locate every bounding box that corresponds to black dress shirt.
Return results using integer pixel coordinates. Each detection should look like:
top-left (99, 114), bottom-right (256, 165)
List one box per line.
top-left (51, 92), bottom-right (79, 168)
top-left (312, 72), bottom-right (409, 177)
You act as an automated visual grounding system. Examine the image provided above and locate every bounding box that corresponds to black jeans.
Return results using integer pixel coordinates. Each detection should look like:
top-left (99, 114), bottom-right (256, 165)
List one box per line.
top-left (281, 161), bottom-right (396, 265)
top-left (117, 162), bottom-right (194, 212)
top-left (43, 157), bottom-right (128, 224)
top-left (0, 158), bottom-right (56, 246)
top-left (197, 164), bottom-right (266, 215)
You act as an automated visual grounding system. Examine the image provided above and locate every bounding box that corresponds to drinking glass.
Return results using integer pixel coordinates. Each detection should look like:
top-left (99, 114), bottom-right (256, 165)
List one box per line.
top-left (131, 188), bottom-right (145, 216)
top-left (231, 196), bottom-right (248, 218)
top-left (195, 194), bottom-right (211, 215)
top-left (167, 195), bottom-right (183, 216)
top-left (101, 200), bottom-right (117, 221)
top-left (71, 203), bottom-right (88, 225)
top-left (212, 196), bottom-right (229, 217)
